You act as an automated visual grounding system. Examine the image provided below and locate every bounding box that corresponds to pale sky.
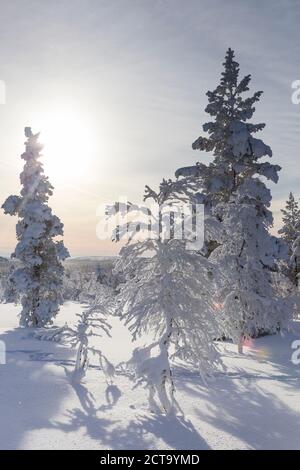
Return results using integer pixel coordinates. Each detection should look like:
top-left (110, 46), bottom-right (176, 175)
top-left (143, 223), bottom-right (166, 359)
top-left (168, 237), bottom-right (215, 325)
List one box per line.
top-left (0, 0), bottom-right (299, 257)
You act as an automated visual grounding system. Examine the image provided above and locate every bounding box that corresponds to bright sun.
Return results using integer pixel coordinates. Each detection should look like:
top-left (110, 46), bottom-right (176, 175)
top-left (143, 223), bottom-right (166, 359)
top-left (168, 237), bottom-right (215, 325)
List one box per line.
top-left (31, 108), bottom-right (97, 182)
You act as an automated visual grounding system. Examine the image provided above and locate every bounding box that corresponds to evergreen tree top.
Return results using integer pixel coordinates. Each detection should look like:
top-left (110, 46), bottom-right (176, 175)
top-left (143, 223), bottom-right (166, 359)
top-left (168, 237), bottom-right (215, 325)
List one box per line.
top-left (281, 192), bottom-right (300, 223)
top-left (180, 48), bottom-right (282, 206)
top-left (279, 192), bottom-right (300, 248)
top-left (192, 48), bottom-right (272, 163)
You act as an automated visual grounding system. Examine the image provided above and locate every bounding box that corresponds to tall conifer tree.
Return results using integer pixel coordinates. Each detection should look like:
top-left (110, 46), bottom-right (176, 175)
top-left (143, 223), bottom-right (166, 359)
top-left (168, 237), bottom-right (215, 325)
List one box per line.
top-left (2, 128), bottom-right (69, 327)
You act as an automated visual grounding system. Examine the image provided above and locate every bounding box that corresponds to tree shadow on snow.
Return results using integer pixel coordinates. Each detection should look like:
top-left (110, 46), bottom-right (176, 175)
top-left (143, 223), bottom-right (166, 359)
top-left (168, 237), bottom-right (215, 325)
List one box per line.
top-left (2, 324), bottom-right (298, 450)
top-left (123, 413), bottom-right (210, 450)
top-left (0, 327), bottom-right (75, 449)
top-left (0, 326), bottom-right (209, 450)
top-left (175, 364), bottom-right (300, 449)
top-left (63, 410), bottom-right (210, 450)
top-left (54, 370), bottom-right (209, 449)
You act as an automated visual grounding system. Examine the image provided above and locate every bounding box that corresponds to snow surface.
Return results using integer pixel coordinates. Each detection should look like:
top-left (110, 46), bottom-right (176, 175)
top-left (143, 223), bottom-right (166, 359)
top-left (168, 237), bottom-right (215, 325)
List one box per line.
top-left (0, 302), bottom-right (300, 450)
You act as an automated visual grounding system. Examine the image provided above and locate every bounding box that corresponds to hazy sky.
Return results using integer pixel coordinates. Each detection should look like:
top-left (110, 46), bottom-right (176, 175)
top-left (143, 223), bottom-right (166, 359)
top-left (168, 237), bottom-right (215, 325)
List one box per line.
top-left (0, 0), bottom-right (299, 257)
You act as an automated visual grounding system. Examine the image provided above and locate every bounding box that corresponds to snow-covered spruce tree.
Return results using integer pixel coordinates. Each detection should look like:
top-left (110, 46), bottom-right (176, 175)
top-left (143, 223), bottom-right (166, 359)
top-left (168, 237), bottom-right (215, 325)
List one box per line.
top-left (279, 192), bottom-right (300, 251)
top-left (110, 179), bottom-right (220, 413)
top-left (2, 128), bottom-right (70, 327)
top-left (210, 179), bottom-right (292, 353)
top-left (2, 269), bottom-right (20, 304)
top-left (278, 193), bottom-right (300, 286)
top-left (176, 48), bottom-right (282, 258)
top-left (191, 48), bottom-right (280, 201)
top-left (174, 49), bottom-right (290, 343)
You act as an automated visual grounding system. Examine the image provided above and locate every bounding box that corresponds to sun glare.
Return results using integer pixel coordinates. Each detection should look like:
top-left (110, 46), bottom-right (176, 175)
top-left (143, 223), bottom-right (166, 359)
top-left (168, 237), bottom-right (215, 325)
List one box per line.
top-left (31, 108), bottom-right (97, 182)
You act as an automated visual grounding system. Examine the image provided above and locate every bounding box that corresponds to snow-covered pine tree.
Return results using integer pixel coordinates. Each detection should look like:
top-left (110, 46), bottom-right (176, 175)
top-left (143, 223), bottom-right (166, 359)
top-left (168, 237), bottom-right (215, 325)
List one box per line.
top-left (2, 265), bottom-right (20, 304)
top-left (176, 48), bottom-right (281, 256)
top-left (110, 180), bottom-right (220, 413)
top-left (278, 193), bottom-right (300, 286)
top-left (191, 48), bottom-right (280, 202)
top-left (2, 128), bottom-right (70, 327)
top-left (174, 49), bottom-right (289, 344)
top-left (279, 192), bottom-right (300, 251)
top-left (210, 179), bottom-right (292, 353)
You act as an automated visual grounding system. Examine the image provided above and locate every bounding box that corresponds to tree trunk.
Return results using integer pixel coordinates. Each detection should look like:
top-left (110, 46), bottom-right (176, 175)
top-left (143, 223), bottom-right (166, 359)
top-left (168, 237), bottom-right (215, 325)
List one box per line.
top-left (238, 337), bottom-right (244, 354)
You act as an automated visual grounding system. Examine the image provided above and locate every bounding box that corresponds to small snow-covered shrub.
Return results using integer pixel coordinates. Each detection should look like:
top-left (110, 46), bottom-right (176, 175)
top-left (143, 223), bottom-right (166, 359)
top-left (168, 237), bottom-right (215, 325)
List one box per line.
top-left (33, 285), bottom-right (115, 382)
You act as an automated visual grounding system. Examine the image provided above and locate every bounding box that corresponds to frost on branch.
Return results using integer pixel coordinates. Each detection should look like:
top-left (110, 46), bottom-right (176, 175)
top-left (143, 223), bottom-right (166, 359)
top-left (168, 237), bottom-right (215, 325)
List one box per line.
top-left (2, 195), bottom-right (21, 216)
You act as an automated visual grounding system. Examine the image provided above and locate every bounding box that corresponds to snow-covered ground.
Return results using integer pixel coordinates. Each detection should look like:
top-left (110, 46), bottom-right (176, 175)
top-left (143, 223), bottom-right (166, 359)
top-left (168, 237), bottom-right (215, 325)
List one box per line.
top-left (0, 302), bottom-right (300, 450)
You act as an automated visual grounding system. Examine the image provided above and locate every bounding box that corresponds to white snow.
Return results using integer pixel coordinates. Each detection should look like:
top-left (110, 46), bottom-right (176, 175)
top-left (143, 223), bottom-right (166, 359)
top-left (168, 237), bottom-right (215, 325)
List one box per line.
top-left (0, 302), bottom-right (300, 450)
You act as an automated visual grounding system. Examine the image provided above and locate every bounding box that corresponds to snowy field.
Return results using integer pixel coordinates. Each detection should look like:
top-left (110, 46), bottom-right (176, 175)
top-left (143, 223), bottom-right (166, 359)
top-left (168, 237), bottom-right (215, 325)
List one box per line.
top-left (0, 302), bottom-right (300, 450)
